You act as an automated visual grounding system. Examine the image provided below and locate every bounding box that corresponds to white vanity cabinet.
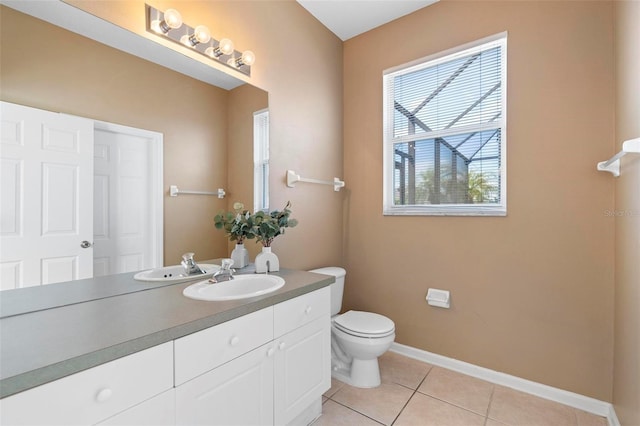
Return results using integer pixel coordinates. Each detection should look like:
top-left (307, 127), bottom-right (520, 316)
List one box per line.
top-left (174, 307), bottom-right (274, 386)
top-left (273, 287), bottom-right (331, 426)
top-left (0, 285), bottom-right (330, 426)
top-left (97, 389), bottom-right (176, 426)
top-left (174, 307), bottom-right (274, 425)
top-left (0, 342), bottom-right (174, 426)
top-left (175, 343), bottom-right (275, 425)
top-left (174, 286), bottom-right (330, 426)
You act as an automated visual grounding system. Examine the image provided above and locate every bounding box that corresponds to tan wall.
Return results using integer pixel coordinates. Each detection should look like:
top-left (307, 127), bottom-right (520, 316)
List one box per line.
top-left (613, 1), bottom-right (640, 423)
top-left (343, 0), bottom-right (615, 400)
top-left (0, 6), bottom-right (230, 264)
top-left (66, 0), bottom-right (344, 270)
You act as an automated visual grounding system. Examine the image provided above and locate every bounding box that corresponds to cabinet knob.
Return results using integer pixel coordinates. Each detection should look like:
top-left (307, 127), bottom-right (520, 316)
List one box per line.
top-left (267, 347), bottom-right (275, 357)
top-left (229, 335), bottom-right (240, 346)
top-left (278, 341), bottom-right (286, 350)
top-left (95, 388), bottom-right (112, 403)
top-left (304, 306), bottom-right (312, 315)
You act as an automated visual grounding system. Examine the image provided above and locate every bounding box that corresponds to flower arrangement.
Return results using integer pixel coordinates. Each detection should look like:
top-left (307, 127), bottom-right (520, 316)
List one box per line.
top-left (214, 201), bottom-right (298, 247)
top-left (252, 201), bottom-right (298, 247)
top-left (213, 202), bottom-right (256, 244)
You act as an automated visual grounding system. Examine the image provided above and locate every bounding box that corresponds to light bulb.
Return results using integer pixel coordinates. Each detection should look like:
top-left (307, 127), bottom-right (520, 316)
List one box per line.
top-left (183, 25), bottom-right (211, 47)
top-left (153, 9), bottom-right (182, 34)
top-left (163, 9), bottom-right (182, 29)
top-left (193, 25), bottom-right (211, 44)
top-left (240, 50), bottom-right (256, 66)
top-left (205, 38), bottom-right (234, 58)
top-left (204, 46), bottom-right (216, 57)
top-left (218, 38), bottom-right (234, 55)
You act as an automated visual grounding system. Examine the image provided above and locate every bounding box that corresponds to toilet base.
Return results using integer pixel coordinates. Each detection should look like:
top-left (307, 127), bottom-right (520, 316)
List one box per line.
top-left (332, 358), bottom-right (381, 388)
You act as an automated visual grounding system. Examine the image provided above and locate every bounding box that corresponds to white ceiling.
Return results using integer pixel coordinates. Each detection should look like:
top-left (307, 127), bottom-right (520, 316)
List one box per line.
top-left (296, 0), bottom-right (439, 41)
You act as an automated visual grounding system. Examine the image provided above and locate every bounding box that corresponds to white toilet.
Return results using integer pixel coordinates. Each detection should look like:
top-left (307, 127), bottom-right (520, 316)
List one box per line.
top-left (310, 267), bottom-right (395, 388)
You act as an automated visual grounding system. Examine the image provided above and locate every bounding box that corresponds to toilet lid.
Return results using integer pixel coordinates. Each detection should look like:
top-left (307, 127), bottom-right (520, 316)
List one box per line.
top-left (334, 310), bottom-right (395, 337)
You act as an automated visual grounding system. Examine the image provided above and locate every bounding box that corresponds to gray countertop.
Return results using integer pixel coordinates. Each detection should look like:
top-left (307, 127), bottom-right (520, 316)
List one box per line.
top-left (0, 267), bottom-right (333, 399)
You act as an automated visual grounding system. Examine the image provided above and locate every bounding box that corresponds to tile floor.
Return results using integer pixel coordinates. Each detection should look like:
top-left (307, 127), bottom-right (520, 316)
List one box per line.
top-left (313, 351), bottom-right (608, 426)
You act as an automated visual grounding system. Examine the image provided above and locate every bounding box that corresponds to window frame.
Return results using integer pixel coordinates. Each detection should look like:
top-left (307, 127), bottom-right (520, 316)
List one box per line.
top-left (382, 32), bottom-right (508, 216)
top-left (253, 108), bottom-right (269, 213)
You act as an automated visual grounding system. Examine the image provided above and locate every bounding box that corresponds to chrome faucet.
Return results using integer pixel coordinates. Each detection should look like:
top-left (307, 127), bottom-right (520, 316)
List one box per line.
top-left (181, 253), bottom-right (206, 276)
top-left (210, 258), bottom-right (235, 283)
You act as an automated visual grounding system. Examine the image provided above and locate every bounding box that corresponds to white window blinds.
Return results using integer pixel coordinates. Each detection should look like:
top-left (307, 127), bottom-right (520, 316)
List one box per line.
top-left (253, 109), bottom-right (269, 212)
top-left (383, 34), bottom-right (507, 216)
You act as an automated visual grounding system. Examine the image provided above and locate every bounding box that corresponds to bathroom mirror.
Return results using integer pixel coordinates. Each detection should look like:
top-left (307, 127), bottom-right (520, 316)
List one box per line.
top-left (0, 3), bottom-right (268, 294)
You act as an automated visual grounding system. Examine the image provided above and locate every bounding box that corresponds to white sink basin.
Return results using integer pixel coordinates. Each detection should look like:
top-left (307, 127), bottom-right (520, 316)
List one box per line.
top-left (134, 264), bottom-right (220, 283)
top-left (183, 274), bottom-right (285, 301)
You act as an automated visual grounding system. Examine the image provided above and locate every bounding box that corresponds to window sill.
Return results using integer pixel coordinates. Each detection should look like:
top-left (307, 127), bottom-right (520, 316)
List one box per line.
top-left (383, 205), bottom-right (507, 217)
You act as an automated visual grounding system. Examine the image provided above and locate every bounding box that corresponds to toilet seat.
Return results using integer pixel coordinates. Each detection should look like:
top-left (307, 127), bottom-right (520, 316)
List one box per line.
top-left (333, 310), bottom-right (395, 338)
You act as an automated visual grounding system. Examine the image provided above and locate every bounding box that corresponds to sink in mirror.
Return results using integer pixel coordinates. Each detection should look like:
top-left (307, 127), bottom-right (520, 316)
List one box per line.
top-left (134, 264), bottom-right (220, 283)
top-left (183, 275), bottom-right (285, 301)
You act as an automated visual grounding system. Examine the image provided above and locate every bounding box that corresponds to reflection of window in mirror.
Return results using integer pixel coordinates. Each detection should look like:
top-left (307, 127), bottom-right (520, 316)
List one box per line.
top-left (254, 109), bottom-right (270, 212)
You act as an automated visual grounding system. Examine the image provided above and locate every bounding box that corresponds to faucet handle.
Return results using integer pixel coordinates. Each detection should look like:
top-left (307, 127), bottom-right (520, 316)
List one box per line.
top-left (221, 258), bottom-right (234, 270)
top-left (182, 252), bottom-right (195, 262)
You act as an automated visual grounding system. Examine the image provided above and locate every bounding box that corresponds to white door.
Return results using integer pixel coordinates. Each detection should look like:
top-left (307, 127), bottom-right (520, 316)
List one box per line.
top-left (0, 101), bottom-right (94, 289)
top-left (92, 122), bottom-right (162, 277)
top-left (175, 344), bottom-right (275, 426)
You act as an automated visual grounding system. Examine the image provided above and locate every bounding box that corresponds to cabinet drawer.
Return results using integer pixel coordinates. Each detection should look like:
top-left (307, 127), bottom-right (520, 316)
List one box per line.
top-left (274, 286), bottom-right (330, 338)
top-left (97, 389), bottom-right (175, 426)
top-left (175, 306), bottom-right (273, 385)
top-left (0, 342), bottom-right (173, 426)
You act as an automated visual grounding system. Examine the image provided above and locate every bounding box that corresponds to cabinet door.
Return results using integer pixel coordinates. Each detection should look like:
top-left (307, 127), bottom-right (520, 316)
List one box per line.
top-left (274, 315), bottom-right (330, 426)
top-left (97, 389), bottom-right (175, 426)
top-left (176, 343), bottom-right (275, 426)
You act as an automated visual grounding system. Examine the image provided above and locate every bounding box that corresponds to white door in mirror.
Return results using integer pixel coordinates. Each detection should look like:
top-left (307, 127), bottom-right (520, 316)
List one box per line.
top-left (0, 101), bottom-right (94, 289)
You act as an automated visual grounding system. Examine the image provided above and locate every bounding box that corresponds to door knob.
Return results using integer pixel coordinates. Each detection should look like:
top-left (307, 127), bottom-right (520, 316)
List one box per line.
top-left (80, 241), bottom-right (93, 248)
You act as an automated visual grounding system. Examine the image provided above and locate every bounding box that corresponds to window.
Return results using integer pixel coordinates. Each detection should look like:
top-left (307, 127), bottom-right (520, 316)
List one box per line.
top-left (383, 33), bottom-right (507, 216)
top-left (253, 109), bottom-right (269, 212)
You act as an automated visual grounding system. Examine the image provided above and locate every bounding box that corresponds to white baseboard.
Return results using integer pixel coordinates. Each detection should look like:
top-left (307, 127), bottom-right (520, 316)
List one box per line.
top-left (390, 342), bottom-right (618, 426)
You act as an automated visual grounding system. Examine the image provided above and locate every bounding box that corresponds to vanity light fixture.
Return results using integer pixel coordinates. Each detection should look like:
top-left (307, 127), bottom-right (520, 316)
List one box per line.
top-left (145, 4), bottom-right (254, 77)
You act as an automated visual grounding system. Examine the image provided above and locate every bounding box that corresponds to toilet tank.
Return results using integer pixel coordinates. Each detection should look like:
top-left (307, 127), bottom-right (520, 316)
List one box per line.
top-left (309, 267), bottom-right (345, 316)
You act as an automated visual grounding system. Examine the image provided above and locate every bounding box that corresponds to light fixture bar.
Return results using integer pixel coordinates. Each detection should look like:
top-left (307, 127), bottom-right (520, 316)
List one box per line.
top-left (145, 4), bottom-right (253, 77)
